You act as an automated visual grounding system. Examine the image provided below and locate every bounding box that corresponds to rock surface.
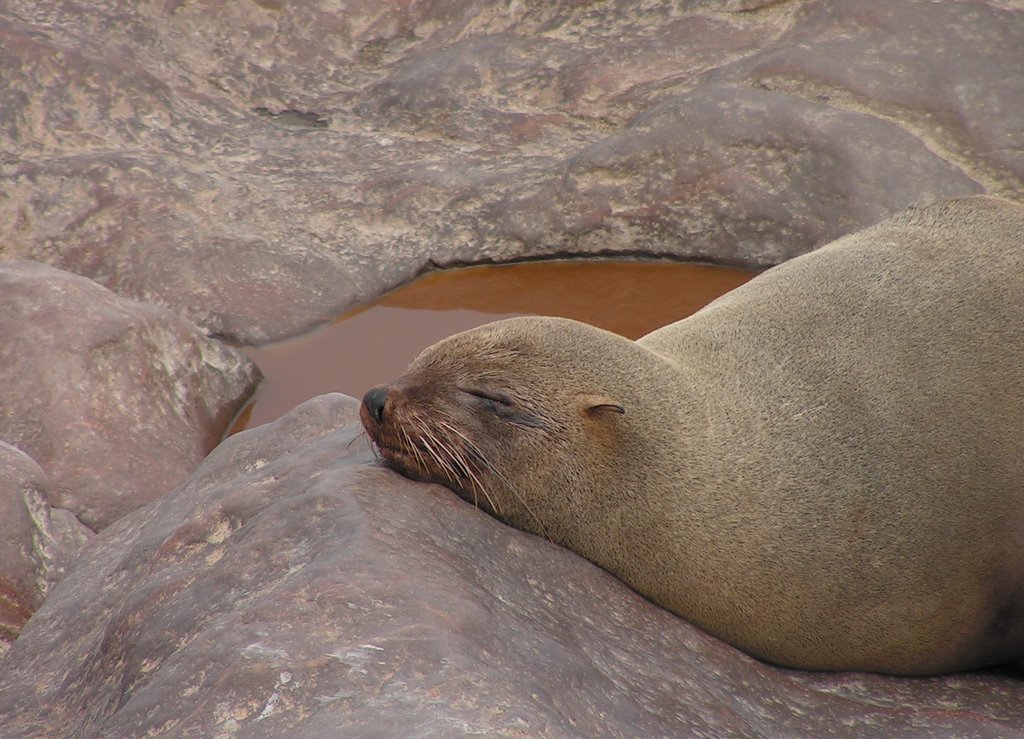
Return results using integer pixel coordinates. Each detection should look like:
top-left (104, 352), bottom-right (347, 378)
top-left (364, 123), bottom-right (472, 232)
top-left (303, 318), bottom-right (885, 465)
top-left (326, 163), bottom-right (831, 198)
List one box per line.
top-left (0, 261), bottom-right (261, 530)
top-left (0, 442), bottom-right (91, 654)
top-left (0, 394), bottom-right (1020, 737)
top-left (1, 1), bottom-right (1023, 733)
top-left (2, 0), bottom-right (1021, 343)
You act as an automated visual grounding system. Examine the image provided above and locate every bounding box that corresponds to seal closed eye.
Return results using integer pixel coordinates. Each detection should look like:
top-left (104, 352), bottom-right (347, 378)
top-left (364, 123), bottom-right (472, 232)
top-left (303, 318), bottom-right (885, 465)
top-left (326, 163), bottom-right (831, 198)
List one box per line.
top-left (361, 195), bottom-right (1024, 676)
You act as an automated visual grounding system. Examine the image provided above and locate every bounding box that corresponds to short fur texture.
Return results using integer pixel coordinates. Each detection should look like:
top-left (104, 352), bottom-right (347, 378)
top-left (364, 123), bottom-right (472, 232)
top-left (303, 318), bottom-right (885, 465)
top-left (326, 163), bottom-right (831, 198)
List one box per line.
top-left (361, 196), bottom-right (1024, 675)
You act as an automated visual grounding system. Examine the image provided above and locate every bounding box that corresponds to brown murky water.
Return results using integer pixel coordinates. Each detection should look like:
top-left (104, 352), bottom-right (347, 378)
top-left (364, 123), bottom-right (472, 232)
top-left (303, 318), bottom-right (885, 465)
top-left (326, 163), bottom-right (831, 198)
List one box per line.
top-left (232, 260), bottom-right (756, 432)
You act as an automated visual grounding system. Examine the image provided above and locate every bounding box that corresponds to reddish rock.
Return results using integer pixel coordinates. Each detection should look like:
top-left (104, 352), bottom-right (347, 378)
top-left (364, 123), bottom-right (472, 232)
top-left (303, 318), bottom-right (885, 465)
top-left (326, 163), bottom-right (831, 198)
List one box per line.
top-left (0, 0), bottom-right (1020, 343)
top-left (0, 261), bottom-right (260, 530)
top-left (725, 0), bottom-right (1024, 188)
top-left (0, 442), bottom-right (91, 654)
top-left (0, 395), bottom-right (1019, 736)
top-left (0, 2), bottom-right (1022, 729)
top-left (492, 85), bottom-right (981, 265)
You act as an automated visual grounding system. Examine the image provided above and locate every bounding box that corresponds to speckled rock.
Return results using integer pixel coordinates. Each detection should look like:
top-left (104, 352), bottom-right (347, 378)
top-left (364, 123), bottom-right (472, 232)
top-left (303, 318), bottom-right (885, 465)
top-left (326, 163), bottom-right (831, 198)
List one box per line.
top-left (0, 394), bottom-right (1020, 737)
top-left (0, 261), bottom-right (260, 530)
top-left (1, 3), bottom-right (1022, 732)
top-left (0, 442), bottom-right (91, 654)
top-left (1, 0), bottom-right (1020, 343)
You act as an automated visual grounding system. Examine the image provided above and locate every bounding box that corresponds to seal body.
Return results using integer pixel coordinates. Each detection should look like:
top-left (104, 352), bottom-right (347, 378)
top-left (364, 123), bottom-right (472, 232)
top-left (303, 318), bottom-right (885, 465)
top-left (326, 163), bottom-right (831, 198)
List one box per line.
top-left (360, 196), bottom-right (1024, 675)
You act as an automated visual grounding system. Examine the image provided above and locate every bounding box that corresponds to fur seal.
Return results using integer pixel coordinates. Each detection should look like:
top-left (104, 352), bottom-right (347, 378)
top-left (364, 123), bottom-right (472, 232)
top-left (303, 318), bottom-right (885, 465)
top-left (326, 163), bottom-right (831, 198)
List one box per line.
top-left (360, 196), bottom-right (1024, 676)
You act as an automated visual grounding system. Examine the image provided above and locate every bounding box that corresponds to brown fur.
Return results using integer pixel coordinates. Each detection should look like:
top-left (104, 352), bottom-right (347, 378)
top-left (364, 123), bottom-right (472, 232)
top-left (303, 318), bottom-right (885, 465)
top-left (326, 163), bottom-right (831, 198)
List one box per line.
top-left (361, 196), bottom-right (1024, 675)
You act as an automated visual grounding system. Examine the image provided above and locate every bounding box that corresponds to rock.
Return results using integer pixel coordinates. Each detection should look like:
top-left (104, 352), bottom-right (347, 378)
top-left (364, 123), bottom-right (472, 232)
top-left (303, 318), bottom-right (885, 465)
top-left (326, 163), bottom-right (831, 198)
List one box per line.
top-left (721, 0), bottom-right (1024, 188)
top-left (1, 0), bottom-right (1020, 343)
top-left (0, 442), bottom-right (91, 655)
top-left (0, 261), bottom-right (260, 530)
top-left (492, 85), bottom-right (981, 266)
top-left (0, 394), bottom-right (1020, 736)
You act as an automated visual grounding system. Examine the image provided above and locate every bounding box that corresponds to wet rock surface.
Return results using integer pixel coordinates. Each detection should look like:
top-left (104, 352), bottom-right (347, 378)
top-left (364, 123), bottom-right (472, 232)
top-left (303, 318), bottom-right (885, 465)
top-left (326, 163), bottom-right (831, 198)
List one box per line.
top-left (0, 395), bottom-right (1020, 737)
top-left (2, 0), bottom-right (1020, 343)
top-left (0, 261), bottom-right (260, 530)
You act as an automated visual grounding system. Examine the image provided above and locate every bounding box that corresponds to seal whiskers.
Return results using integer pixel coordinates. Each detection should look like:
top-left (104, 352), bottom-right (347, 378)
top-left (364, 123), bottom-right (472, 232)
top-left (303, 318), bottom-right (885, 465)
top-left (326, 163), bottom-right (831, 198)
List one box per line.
top-left (433, 419), bottom-right (500, 515)
top-left (397, 422), bottom-right (429, 474)
top-left (359, 195), bottom-right (1024, 676)
top-left (470, 451), bottom-right (551, 543)
top-left (418, 420), bottom-right (486, 508)
top-left (436, 418), bottom-right (552, 542)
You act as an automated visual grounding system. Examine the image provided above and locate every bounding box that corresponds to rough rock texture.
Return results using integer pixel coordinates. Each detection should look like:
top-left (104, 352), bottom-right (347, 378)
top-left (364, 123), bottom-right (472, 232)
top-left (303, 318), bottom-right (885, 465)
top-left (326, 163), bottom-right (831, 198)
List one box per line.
top-left (0, 394), bottom-right (1020, 737)
top-left (0, 261), bottom-right (261, 530)
top-left (0, 442), bottom-right (91, 654)
top-left (2, 0), bottom-right (1021, 343)
top-left (1, 1), bottom-right (1022, 732)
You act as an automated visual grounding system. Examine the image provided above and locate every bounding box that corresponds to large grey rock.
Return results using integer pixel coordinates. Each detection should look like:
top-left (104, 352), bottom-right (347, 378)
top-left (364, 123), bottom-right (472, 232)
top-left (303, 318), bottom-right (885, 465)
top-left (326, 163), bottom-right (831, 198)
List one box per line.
top-left (0, 442), bottom-right (91, 655)
top-left (0, 261), bottom-right (260, 530)
top-left (1, 0), bottom-right (1020, 343)
top-left (0, 394), bottom-right (1020, 737)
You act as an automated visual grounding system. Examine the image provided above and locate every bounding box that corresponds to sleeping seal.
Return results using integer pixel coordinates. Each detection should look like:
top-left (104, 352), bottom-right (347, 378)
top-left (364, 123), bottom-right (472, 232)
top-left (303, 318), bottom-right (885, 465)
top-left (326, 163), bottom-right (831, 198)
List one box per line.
top-left (361, 196), bottom-right (1024, 675)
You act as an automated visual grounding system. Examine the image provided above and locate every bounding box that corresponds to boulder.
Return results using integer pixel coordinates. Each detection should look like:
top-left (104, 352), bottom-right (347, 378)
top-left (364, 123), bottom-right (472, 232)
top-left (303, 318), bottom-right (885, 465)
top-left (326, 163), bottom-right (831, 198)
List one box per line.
top-left (0, 442), bottom-right (91, 654)
top-left (1, 0), bottom-right (1020, 343)
top-left (0, 261), bottom-right (260, 530)
top-left (0, 395), bottom-right (1019, 736)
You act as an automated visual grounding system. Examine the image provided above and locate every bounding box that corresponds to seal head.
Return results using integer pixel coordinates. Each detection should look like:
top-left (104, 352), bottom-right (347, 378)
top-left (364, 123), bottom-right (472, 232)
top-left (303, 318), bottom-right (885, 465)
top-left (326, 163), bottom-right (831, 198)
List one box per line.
top-left (360, 196), bottom-right (1024, 676)
top-left (360, 317), bottom-right (640, 538)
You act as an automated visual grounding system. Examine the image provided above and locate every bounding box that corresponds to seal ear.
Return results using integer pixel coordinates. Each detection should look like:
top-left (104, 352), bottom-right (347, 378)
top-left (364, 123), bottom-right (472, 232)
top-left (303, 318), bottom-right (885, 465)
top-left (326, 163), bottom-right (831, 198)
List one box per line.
top-left (578, 394), bottom-right (625, 417)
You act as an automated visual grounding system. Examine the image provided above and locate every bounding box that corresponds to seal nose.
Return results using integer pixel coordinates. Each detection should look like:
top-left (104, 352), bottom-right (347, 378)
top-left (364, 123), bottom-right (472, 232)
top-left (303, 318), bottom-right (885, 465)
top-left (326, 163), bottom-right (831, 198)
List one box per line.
top-left (362, 386), bottom-right (389, 424)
